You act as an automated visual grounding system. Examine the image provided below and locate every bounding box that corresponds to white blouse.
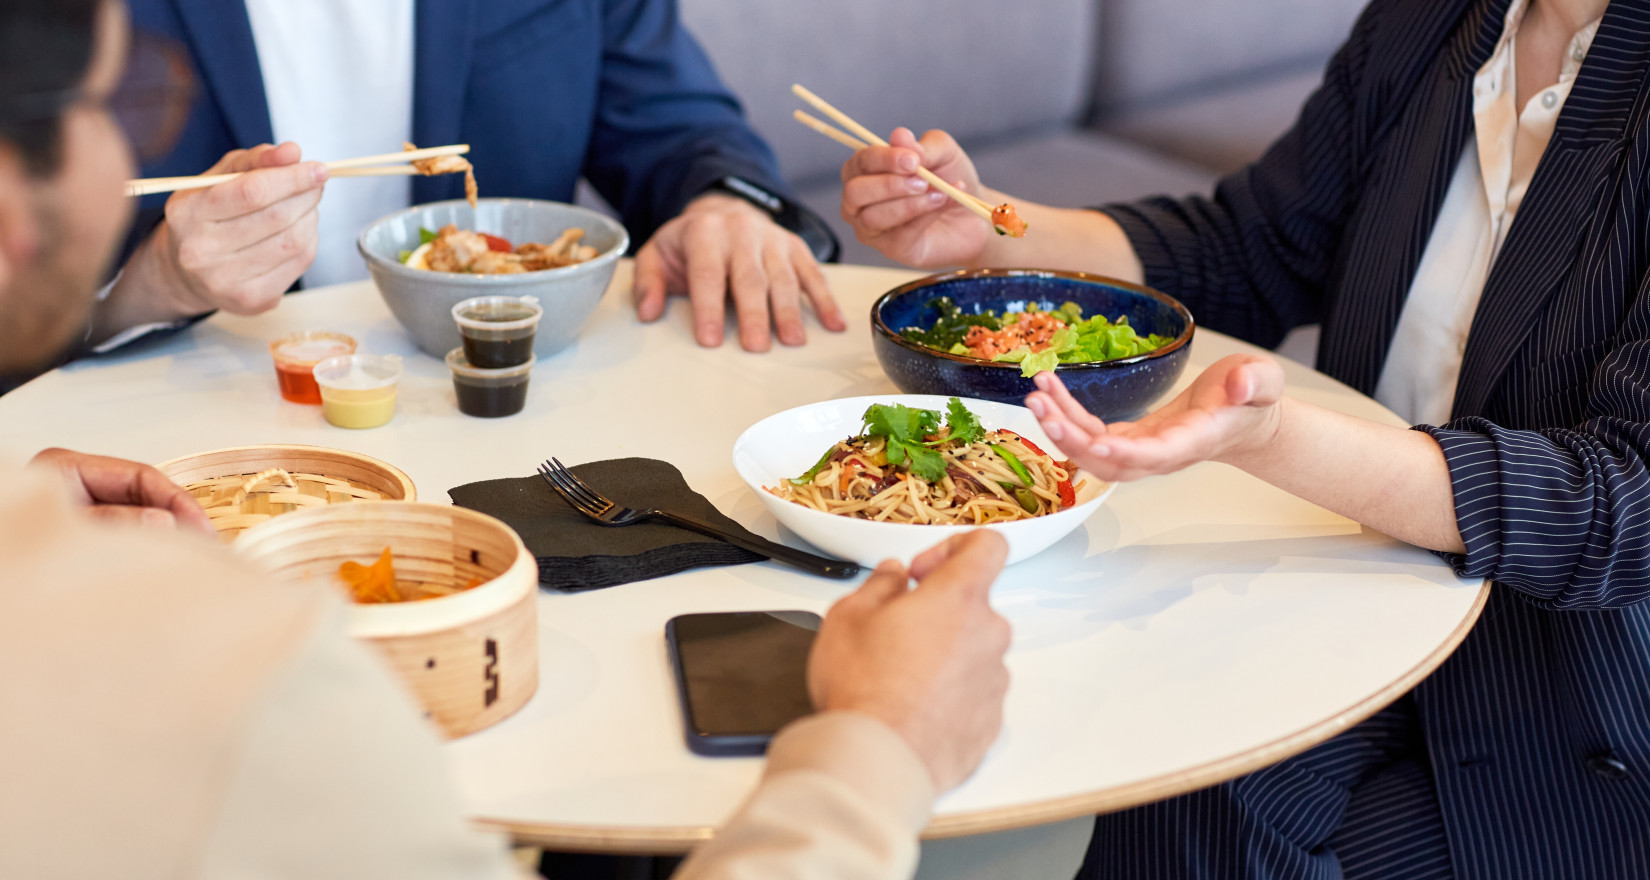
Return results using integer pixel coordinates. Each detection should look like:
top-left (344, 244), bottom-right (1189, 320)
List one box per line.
top-left (1373, 0), bottom-right (1600, 425)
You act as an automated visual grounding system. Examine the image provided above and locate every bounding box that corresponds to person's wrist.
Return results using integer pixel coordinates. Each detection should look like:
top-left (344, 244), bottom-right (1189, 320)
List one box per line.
top-left (1214, 396), bottom-right (1289, 471)
top-left (820, 695), bottom-right (945, 788)
top-left (684, 191), bottom-right (766, 219)
top-left (126, 223), bottom-right (209, 319)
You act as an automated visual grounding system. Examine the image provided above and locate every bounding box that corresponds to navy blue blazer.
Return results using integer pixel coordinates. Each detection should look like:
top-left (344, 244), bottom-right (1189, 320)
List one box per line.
top-left (125, 0), bottom-right (794, 252)
top-left (1105, 0), bottom-right (1650, 875)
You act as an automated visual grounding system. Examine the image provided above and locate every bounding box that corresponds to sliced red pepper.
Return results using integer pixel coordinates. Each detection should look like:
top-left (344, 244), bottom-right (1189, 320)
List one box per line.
top-left (1056, 478), bottom-right (1075, 510)
top-left (482, 233), bottom-right (514, 253)
top-left (1000, 429), bottom-right (1051, 459)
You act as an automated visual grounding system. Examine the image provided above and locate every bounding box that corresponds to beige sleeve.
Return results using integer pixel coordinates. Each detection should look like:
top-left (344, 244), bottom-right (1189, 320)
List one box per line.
top-left (195, 599), bottom-right (533, 880)
top-left (673, 712), bottom-right (936, 880)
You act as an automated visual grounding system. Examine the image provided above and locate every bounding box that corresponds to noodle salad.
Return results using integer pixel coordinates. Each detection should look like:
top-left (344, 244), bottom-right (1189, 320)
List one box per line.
top-left (769, 398), bottom-right (1082, 525)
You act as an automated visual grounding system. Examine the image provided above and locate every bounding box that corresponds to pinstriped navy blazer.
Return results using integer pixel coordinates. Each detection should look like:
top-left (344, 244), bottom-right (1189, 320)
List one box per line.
top-left (1105, 0), bottom-right (1650, 875)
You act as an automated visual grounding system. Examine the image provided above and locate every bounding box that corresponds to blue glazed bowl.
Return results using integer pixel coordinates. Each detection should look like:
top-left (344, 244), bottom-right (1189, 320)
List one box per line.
top-left (871, 269), bottom-right (1195, 423)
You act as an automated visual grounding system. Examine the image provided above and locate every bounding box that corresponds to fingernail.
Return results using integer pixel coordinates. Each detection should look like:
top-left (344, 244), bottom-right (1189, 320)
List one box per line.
top-left (311, 163), bottom-right (329, 184)
top-left (1045, 422), bottom-right (1063, 441)
top-left (141, 508), bottom-right (177, 529)
top-left (928, 191), bottom-right (946, 205)
top-left (907, 177), bottom-right (929, 194)
top-left (1026, 397), bottom-right (1045, 417)
top-left (1091, 443), bottom-right (1110, 457)
top-left (898, 154), bottom-right (917, 173)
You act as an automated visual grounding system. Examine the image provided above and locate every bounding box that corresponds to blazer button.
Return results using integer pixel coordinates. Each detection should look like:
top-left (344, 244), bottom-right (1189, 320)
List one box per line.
top-left (1587, 753), bottom-right (1631, 780)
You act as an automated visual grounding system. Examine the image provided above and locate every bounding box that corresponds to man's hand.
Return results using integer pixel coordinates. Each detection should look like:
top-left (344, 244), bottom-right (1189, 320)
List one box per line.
top-left (808, 531), bottom-right (1012, 792)
top-left (632, 192), bottom-right (846, 351)
top-left (840, 127), bottom-right (994, 269)
top-left (111, 142), bottom-right (325, 329)
top-left (1025, 354), bottom-right (1287, 482)
top-left (29, 448), bottom-right (212, 534)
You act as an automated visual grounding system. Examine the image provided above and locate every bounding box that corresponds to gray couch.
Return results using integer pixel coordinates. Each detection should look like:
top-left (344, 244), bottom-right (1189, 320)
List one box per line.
top-left (680, 0), bottom-right (1366, 273)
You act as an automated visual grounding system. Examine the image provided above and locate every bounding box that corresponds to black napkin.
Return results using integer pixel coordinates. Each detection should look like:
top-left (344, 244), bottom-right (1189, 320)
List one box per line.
top-left (448, 457), bottom-right (765, 591)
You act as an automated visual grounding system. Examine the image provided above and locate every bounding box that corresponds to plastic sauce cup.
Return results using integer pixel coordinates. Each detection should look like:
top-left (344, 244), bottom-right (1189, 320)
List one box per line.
top-left (313, 354), bottom-right (403, 429)
top-left (451, 295), bottom-right (542, 368)
top-left (446, 347), bottom-right (534, 418)
top-left (270, 331), bottom-right (357, 404)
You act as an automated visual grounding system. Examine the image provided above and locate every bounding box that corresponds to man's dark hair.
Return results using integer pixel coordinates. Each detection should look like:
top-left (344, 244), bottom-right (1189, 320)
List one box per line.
top-left (0, 0), bottom-right (102, 175)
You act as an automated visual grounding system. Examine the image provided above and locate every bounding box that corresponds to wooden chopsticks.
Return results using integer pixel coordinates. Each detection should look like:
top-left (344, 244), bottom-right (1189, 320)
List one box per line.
top-left (124, 144), bottom-right (472, 198)
top-left (790, 85), bottom-right (1000, 225)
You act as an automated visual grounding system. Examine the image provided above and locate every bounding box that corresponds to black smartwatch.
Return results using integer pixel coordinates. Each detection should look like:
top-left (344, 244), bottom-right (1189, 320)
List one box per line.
top-left (707, 175), bottom-right (840, 263)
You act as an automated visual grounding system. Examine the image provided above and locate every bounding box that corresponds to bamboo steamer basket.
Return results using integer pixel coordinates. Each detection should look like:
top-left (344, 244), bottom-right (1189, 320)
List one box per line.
top-left (157, 444), bottom-right (416, 542)
top-left (234, 501), bottom-right (539, 739)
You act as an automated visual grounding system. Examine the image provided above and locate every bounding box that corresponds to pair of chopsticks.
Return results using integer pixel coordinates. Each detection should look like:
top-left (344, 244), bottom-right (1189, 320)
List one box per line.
top-left (124, 144), bottom-right (471, 198)
top-left (790, 84), bottom-right (1000, 227)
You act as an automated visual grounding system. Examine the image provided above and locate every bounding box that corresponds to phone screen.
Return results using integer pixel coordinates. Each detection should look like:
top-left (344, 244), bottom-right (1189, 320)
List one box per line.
top-left (666, 610), bottom-right (821, 755)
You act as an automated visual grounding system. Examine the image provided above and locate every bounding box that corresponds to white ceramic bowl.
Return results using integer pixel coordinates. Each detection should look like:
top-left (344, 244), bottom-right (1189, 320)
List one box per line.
top-left (732, 395), bottom-right (1113, 567)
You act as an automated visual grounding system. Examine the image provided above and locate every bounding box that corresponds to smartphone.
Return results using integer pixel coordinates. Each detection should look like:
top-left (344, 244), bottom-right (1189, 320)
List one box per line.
top-left (665, 610), bottom-right (822, 756)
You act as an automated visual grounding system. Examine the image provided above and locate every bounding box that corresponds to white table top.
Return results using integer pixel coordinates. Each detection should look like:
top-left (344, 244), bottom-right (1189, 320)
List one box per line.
top-left (0, 262), bottom-right (1487, 853)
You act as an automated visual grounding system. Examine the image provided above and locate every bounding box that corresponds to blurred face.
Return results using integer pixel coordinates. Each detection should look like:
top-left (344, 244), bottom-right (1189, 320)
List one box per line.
top-left (0, 0), bottom-right (135, 373)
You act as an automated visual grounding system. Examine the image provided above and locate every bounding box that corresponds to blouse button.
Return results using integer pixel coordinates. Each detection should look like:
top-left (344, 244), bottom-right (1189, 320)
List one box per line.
top-left (1542, 91), bottom-right (1558, 109)
top-left (1572, 46), bottom-right (1586, 62)
top-left (1587, 752), bottom-right (1631, 780)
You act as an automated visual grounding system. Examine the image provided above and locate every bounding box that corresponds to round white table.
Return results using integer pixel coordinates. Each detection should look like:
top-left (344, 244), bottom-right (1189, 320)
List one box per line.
top-left (0, 262), bottom-right (1487, 854)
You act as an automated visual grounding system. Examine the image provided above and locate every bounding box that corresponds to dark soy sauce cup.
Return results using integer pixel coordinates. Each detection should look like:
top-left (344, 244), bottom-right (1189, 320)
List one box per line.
top-left (451, 295), bottom-right (543, 369)
top-left (446, 347), bottom-right (535, 418)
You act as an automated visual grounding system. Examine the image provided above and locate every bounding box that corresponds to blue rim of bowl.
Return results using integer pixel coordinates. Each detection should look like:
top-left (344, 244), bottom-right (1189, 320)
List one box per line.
top-left (356, 197), bottom-right (631, 283)
top-left (871, 267), bottom-right (1196, 372)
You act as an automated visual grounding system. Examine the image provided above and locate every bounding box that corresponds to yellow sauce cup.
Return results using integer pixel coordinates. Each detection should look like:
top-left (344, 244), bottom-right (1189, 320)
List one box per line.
top-left (313, 354), bottom-right (403, 429)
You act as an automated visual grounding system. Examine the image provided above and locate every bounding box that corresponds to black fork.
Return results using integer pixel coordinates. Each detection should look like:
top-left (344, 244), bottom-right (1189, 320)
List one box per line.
top-left (537, 459), bottom-right (861, 579)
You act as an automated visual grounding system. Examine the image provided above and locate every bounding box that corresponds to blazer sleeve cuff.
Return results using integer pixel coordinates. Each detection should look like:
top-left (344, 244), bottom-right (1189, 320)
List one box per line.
top-left (1415, 423), bottom-right (1504, 577)
top-left (764, 711), bottom-right (935, 835)
top-left (1095, 204), bottom-right (1183, 296)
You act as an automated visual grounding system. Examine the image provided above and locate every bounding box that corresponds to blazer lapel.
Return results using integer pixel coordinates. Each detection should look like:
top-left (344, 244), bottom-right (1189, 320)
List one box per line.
top-left (1451, 2), bottom-right (1650, 419)
top-left (171, 0), bottom-right (273, 150)
top-left (411, 0), bottom-right (478, 205)
top-left (1318, 0), bottom-right (1505, 394)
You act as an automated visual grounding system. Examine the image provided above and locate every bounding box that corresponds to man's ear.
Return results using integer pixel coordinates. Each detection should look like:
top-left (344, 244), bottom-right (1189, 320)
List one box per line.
top-left (0, 144), bottom-right (41, 296)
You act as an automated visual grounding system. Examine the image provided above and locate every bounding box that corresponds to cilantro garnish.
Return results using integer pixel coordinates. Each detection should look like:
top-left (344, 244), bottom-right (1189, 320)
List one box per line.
top-left (859, 398), bottom-right (985, 483)
top-left (945, 397), bottom-right (984, 445)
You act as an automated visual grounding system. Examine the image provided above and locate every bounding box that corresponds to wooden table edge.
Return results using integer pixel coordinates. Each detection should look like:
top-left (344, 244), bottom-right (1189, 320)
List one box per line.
top-left (475, 580), bottom-right (1492, 854)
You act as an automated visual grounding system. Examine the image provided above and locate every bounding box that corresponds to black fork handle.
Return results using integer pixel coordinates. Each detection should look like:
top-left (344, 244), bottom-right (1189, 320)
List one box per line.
top-left (654, 510), bottom-right (861, 579)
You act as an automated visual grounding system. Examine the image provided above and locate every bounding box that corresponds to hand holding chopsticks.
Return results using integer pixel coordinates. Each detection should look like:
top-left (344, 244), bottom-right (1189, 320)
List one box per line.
top-left (125, 144), bottom-right (472, 198)
top-left (790, 85), bottom-right (1026, 237)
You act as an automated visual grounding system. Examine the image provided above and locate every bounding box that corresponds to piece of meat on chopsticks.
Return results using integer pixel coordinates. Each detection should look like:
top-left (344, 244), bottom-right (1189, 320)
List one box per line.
top-left (991, 203), bottom-right (1028, 238)
top-left (403, 141), bottom-right (478, 208)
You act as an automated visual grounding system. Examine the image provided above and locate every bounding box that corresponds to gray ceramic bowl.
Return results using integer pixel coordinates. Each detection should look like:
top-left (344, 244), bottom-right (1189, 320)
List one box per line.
top-left (358, 198), bottom-right (628, 359)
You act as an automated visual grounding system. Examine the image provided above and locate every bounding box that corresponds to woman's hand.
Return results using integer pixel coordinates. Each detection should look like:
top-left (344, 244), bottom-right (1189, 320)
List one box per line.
top-left (839, 127), bottom-right (994, 268)
top-left (1024, 354), bottom-right (1287, 481)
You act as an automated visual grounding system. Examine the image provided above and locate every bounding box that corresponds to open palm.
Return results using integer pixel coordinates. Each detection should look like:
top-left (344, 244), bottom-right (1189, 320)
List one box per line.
top-left (1025, 354), bottom-right (1287, 482)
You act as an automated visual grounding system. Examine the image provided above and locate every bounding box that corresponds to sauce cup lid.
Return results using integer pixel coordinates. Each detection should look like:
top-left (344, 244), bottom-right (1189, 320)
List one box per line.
top-left (313, 353), bottom-right (403, 390)
top-left (270, 330), bottom-right (358, 365)
top-left (452, 295), bottom-right (543, 332)
top-left (445, 347), bottom-right (535, 380)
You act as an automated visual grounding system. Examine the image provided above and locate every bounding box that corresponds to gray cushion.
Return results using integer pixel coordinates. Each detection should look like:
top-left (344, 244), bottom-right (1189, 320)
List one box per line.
top-left (680, 0), bottom-right (1096, 184)
top-left (1096, 0), bottom-right (1363, 107)
top-left (1099, 66), bottom-right (1326, 174)
top-left (794, 129), bottom-right (1219, 268)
